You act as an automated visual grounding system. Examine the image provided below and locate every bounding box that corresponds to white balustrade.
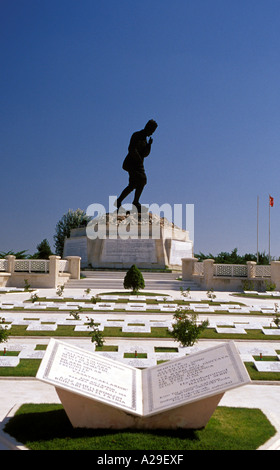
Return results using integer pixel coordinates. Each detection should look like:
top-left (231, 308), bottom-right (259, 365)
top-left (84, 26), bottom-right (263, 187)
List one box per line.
top-left (255, 265), bottom-right (271, 278)
top-left (214, 264), bottom-right (248, 278)
top-left (193, 262), bottom-right (204, 276)
top-left (58, 260), bottom-right (69, 272)
top-left (0, 259), bottom-right (7, 271)
top-left (5, 259), bottom-right (70, 273)
top-left (14, 259), bottom-right (49, 273)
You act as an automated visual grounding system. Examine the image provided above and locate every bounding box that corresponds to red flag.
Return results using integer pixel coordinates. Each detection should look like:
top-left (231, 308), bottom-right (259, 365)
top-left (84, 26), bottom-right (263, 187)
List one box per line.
top-left (269, 196), bottom-right (274, 207)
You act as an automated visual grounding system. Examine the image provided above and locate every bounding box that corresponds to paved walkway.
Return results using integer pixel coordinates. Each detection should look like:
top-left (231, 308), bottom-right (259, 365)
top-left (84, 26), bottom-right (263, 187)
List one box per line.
top-left (1, 286), bottom-right (280, 450)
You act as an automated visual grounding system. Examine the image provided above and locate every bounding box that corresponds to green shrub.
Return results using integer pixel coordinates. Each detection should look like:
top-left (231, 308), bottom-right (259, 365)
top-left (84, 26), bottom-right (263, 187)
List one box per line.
top-left (123, 265), bottom-right (145, 293)
top-left (170, 308), bottom-right (209, 347)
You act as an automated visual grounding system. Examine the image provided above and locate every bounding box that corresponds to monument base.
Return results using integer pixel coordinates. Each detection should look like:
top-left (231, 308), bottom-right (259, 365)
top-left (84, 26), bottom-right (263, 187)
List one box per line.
top-left (63, 212), bottom-right (193, 269)
top-left (56, 387), bottom-right (224, 430)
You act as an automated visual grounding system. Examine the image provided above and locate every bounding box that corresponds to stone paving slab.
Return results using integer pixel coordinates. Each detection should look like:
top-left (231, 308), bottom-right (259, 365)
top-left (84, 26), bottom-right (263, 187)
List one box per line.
top-left (262, 328), bottom-right (280, 335)
top-left (0, 357), bottom-right (19, 367)
top-left (215, 327), bottom-right (247, 334)
top-left (254, 361), bottom-right (280, 372)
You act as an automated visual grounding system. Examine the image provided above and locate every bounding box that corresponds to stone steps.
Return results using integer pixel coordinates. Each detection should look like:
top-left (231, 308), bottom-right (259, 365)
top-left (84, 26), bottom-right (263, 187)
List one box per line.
top-left (65, 271), bottom-right (201, 291)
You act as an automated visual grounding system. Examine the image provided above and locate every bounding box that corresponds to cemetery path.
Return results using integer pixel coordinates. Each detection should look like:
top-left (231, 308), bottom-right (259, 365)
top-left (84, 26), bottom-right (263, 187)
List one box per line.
top-left (67, 271), bottom-right (201, 291)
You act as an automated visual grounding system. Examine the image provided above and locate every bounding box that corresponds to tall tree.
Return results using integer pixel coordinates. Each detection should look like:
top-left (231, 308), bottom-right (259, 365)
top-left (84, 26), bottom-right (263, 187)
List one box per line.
top-left (54, 209), bottom-right (91, 257)
top-left (31, 239), bottom-right (53, 259)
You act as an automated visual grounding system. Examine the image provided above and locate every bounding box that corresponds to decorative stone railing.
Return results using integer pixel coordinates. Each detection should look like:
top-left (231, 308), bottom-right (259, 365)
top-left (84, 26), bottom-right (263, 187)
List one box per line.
top-left (0, 259), bottom-right (8, 271)
top-left (0, 255), bottom-right (80, 288)
top-left (213, 264), bottom-right (248, 278)
top-left (14, 259), bottom-right (50, 273)
top-left (182, 258), bottom-right (278, 291)
top-left (58, 260), bottom-right (69, 273)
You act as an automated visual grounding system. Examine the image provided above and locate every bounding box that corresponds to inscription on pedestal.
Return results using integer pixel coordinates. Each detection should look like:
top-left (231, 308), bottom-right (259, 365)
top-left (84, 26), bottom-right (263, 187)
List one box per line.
top-left (169, 240), bottom-right (192, 265)
top-left (101, 239), bottom-right (157, 264)
top-left (63, 238), bottom-right (88, 266)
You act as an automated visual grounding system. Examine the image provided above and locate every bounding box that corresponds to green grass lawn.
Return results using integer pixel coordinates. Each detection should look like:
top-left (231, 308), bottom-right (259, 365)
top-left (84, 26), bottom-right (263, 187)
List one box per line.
top-left (233, 293), bottom-right (280, 300)
top-left (0, 351), bottom-right (20, 356)
top-left (4, 404), bottom-right (276, 450)
top-left (6, 324), bottom-right (280, 341)
top-left (0, 359), bottom-right (41, 377)
top-left (245, 362), bottom-right (280, 381)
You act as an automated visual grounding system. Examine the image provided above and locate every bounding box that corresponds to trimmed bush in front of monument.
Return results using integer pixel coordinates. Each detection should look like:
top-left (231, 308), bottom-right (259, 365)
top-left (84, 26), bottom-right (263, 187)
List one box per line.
top-left (123, 265), bottom-right (145, 294)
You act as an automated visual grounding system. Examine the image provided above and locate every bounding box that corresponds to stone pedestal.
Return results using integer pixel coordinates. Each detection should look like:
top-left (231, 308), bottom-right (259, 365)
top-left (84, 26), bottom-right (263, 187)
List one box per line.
top-left (63, 212), bottom-right (193, 269)
top-left (56, 387), bottom-right (224, 430)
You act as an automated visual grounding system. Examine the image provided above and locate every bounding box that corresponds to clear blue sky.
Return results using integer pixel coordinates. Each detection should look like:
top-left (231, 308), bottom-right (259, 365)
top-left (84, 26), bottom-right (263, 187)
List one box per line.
top-left (1, 0), bottom-right (280, 258)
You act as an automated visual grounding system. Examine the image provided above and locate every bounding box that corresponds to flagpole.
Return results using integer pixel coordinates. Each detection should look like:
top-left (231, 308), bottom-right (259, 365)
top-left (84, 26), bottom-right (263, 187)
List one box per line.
top-left (257, 195), bottom-right (259, 263)
top-left (268, 195), bottom-right (274, 263)
top-left (269, 194), bottom-right (271, 263)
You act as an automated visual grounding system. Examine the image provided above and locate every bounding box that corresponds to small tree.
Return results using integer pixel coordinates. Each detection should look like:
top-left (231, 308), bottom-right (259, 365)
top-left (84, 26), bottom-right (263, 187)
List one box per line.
top-left (56, 285), bottom-right (65, 297)
top-left (170, 307), bottom-right (209, 347)
top-left (86, 317), bottom-right (105, 347)
top-left (69, 307), bottom-right (83, 320)
top-left (207, 288), bottom-right (216, 302)
top-left (273, 305), bottom-right (280, 328)
top-left (0, 317), bottom-right (10, 345)
top-left (30, 293), bottom-right (39, 303)
top-left (180, 286), bottom-right (191, 299)
top-left (24, 279), bottom-right (31, 291)
top-left (68, 310), bottom-right (105, 347)
top-left (123, 265), bottom-right (145, 293)
top-left (274, 314), bottom-right (280, 328)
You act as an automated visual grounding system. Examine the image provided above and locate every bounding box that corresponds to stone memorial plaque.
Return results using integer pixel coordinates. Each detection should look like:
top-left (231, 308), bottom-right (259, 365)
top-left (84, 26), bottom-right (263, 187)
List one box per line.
top-left (63, 237), bottom-right (88, 266)
top-left (37, 340), bottom-right (250, 422)
top-left (101, 239), bottom-right (157, 264)
top-left (93, 303), bottom-right (115, 310)
top-left (254, 361), bottom-right (280, 372)
top-left (126, 303), bottom-right (146, 311)
top-left (262, 328), bottom-right (280, 335)
top-left (100, 295), bottom-right (119, 300)
top-left (0, 357), bottom-right (19, 367)
top-left (215, 327), bottom-right (247, 335)
top-left (159, 304), bottom-right (177, 311)
top-left (27, 323), bottom-right (58, 331)
top-left (19, 350), bottom-right (45, 359)
top-left (141, 342), bottom-right (250, 416)
top-left (169, 240), bottom-right (192, 265)
top-left (37, 339), bottom-right (143, 415)
top-left (122, 325), bottom-right (151, 333)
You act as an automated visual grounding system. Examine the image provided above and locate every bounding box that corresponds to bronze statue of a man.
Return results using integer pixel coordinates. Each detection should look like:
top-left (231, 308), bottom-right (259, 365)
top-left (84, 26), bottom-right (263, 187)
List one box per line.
top-left (115, 119), bottom-right (158, 212)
